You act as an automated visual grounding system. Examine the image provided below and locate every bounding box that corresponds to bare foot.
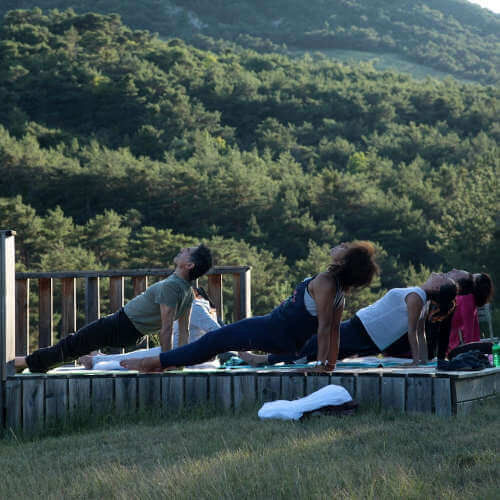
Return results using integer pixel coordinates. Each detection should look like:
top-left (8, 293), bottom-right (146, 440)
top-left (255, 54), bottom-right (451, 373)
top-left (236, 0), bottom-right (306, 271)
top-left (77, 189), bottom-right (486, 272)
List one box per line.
top-left (120, 356), bottom-right (164, 373)
top-left (77, 355), bottom-right (95, 370)
top-left (237, 351), bottom-right (269, 367)
top-left (15, 356), bottom-right (28, 372)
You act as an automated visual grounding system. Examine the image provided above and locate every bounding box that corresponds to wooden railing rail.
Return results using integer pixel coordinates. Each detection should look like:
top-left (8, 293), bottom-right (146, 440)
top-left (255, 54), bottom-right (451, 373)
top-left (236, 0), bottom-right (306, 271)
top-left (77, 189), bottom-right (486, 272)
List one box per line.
top-left (14, 266), bottom-right (251, 357)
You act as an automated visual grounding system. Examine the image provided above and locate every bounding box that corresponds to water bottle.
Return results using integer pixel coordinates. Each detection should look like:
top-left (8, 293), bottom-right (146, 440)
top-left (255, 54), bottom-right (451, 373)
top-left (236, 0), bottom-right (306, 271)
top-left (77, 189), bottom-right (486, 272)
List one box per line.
top-left (493, 343), bottom-right (500, 368)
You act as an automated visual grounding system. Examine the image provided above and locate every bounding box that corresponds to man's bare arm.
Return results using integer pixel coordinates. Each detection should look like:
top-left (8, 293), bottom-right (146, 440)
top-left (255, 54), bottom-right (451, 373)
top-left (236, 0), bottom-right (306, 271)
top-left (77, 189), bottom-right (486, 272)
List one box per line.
top-left (177, 307), bottom-right (191, 347)
top-left (159, 304), bottom-right (176, 352)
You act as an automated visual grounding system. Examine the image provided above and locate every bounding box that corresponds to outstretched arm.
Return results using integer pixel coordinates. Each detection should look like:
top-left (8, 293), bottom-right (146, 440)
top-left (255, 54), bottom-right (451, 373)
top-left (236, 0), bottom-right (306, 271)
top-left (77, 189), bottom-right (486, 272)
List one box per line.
top-left (406, 293), bottom-right (426, 365)
top-left (177, 307), bottom-right (191, 347)
top-left (159, 304), bottom-right (176, 352)
top-left (327, 302), bottom-right (344, 370)
top-left (311, 274), bottom-right (336, 370)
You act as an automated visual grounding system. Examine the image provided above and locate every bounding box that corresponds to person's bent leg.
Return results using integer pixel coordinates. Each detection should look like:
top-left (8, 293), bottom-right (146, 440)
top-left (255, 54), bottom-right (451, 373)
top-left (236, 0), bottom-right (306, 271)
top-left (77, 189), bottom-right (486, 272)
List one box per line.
top-left (338, 316), bottom-right (379, 359)
top-left (268, 335), bottom-right (318, 364)
top-left (25, 309), bottom-right (142, 373)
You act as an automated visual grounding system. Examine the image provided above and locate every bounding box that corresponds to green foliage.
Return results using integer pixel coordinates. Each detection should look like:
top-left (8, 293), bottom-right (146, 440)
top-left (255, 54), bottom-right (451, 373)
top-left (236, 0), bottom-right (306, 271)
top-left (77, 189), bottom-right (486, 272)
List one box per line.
top-left (0, 10), bottom-right (498, 318)
top-left (0, 1), bottom-right (498, 84)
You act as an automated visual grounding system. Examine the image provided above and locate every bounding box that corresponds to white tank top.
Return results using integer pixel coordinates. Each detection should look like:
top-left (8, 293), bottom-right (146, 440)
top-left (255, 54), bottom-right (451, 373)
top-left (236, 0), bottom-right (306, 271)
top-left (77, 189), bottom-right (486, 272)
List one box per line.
top-left (356, 287), bottom-right (427, 350)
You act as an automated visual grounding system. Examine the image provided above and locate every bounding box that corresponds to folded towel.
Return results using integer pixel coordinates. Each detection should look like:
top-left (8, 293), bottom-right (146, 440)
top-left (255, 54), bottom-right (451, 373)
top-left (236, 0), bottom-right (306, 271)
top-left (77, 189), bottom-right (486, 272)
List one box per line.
top-left (258, 384), bottom-right (353, 420)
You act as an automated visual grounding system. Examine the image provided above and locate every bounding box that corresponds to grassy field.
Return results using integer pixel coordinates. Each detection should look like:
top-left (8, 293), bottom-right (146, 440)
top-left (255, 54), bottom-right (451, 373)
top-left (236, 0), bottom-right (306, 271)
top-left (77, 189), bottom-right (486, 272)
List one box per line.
top-left (1, 398), bottom-right (499, 499)
top-left (290, 48), bottom-right (478, 83)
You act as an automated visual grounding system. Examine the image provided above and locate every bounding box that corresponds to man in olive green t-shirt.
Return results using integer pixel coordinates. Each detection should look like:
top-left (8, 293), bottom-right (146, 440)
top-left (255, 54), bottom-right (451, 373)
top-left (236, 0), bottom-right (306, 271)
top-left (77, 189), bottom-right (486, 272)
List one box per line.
top-left (124, 272), bottom-right (194, 350)
top-left (17, 245), bottom-right (212, 373)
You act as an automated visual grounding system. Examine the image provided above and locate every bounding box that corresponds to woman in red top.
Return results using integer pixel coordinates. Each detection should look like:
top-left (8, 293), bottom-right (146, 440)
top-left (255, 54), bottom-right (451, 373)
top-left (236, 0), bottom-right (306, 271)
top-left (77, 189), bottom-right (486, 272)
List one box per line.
top-left (439, 270), bottom-right (494, 357)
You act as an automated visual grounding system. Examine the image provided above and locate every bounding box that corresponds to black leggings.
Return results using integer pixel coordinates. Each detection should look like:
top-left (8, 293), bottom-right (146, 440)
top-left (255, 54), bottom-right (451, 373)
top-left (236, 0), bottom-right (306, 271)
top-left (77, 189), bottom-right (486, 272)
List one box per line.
top-left (26, 309), bottom-right (144, 373)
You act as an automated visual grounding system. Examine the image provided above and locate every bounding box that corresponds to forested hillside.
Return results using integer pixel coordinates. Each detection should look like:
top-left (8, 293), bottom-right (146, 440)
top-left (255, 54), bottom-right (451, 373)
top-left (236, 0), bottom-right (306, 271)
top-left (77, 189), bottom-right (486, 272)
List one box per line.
top-left (0, 9), bottom-right (498, 322)
top-left (1, 1), bottom-right (499, 85)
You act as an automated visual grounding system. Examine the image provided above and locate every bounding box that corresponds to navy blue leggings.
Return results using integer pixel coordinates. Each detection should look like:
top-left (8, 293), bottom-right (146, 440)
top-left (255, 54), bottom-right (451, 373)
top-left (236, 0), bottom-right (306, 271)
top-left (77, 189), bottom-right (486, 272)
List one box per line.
top-left (159, 314), bottom-right (298, 367)
top-left (268, 316), bottom-right (379, 364)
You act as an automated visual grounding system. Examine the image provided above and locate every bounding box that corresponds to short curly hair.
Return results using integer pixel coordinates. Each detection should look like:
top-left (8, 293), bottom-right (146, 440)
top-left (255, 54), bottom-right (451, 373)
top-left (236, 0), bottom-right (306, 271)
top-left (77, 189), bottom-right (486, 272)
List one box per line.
top-left (188, 244), bottom-right (212, 281)
top-left (328, 241), bottom-right (379, 290)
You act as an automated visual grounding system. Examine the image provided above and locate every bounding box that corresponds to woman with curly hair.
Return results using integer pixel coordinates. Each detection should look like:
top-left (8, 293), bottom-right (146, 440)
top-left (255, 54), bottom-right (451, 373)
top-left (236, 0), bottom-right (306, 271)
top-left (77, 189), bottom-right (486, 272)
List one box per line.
top-left (121, 241), bottom-right (379, 373)
top-left (240, 272), bottom-right (458, 368)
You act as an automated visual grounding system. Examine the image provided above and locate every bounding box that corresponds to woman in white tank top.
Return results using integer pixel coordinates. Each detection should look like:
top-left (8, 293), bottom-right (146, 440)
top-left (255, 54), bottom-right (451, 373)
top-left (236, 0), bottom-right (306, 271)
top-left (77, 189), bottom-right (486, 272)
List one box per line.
top-left (356, 273), bottom-right (457, 364)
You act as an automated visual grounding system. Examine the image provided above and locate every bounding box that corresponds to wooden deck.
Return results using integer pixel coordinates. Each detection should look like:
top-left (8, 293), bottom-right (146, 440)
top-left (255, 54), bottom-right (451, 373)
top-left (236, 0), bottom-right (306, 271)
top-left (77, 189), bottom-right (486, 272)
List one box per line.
top-left (4, 366), bottom-right (499, 433)
top-left (1, 230), bottom-right (499, 434)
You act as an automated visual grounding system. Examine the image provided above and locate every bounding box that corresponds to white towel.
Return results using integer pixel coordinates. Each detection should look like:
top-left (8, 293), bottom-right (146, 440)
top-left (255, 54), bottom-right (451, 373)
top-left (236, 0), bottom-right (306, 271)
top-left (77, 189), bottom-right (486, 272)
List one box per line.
top-left (258, 384), bottom-right (353, 420)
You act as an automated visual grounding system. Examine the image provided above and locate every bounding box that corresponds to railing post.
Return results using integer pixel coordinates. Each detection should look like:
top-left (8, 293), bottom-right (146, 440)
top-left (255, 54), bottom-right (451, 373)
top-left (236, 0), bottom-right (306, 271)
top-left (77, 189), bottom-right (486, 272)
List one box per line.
top-left (109, 276), bottom-right (124, 313)
top-left (85, 277), bottom-right (100, 324)
top-left (240, 269), bottom-right (251, 319)
top-left (208, 274), bottom-right (223, 322)
top-left (132, 276), bottom-right (148, 297)
top-left (38, 278), bottom-right (53, 347)
top-left (233, 269), bottom-right (252, 321)
top-left (61, 277), bottom-right (77, 336)
top-left (15, 278), bottom-right (29, 356)
top-left (1, 230), bottom-right (16, 428)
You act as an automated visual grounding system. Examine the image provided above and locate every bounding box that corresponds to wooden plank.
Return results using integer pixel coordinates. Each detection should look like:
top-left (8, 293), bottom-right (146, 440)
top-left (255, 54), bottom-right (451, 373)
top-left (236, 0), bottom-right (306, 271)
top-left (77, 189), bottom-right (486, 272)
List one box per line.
top-left (381, 376), bottom-right (406, 412)
top-left (45, 377), bottom-right (68, 423)
top-left (330, 375), bottom-right (356, 398)
top-left (281, 374), bottom-right (306, 400)
top-left (185, 374), bottom-right (208, 406)
top-left (17, 266), bottom-right (250, 280)
top-left (207, 274), bottom-right (223, 322)
top-left (61, 277), bottom-right (77, 337)
top-left (162, 374), bottom-right (184, 413)
top-left (433, 377), bottom-right (452, 417)
top-left (15, 278), bottom-right (29, 356)
top-left (232, 274), bottom-right (241, 321)
top-left (406, 376), bottom-right (432, 413)
top-left (455, 396), bottom-right (496, 416)
top-left (138, 374), bottom-right (162, 410)
top-left (257, 375), bottom-right (281, 403)
top-left (22, 377), bottom-right (45, 432)
top-left (85, 277), bottom-right (100, 324)
top-left (109, 276), bottom-right (125, 313)
top-left (5, 378), bottom-right (22, 431)
top-left (132, 276), bottom-right (148, 297)
top-left (38, 278), bottom-right (53, 348)
top-left (356, 375), bottom-right (381, 407)
top-left (233, 270), bottom-right (251, 321)
top-left (92, 376), bottom-right (114, 415)
top-left (115, 374), bottom-right (137, 414)
top-left (1, 231), bottom-right (16, 385)
top-left (308, 373), bottom-right (330, 394)
top-left (453, 373), bottom-right (497, 403)
top-left (209, 375), bottom-right (232, 410)
top-left (233, 374), bottom-right (256, 409)
top-left (68, 377), bottom-right (91, 416)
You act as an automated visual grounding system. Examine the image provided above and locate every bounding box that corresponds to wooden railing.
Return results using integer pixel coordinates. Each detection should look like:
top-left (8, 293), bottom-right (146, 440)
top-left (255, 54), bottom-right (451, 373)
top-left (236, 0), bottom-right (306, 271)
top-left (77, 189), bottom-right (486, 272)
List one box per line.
top-left (13, 266), bottom-right (251, 356)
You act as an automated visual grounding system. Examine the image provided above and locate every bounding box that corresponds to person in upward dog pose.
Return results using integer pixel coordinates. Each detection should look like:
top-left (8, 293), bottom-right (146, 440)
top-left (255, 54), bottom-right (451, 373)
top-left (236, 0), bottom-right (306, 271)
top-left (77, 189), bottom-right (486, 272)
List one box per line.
top-left (120, 241), bottom-right (379, 373)
top-left (15, 245), bottom-right (212, 373)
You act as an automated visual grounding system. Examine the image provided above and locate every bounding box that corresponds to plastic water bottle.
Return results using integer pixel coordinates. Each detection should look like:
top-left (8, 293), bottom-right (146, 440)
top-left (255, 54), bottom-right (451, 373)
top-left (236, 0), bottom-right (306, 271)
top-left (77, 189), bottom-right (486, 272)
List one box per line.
top-left (493, 343), bottom-right (500, 368)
